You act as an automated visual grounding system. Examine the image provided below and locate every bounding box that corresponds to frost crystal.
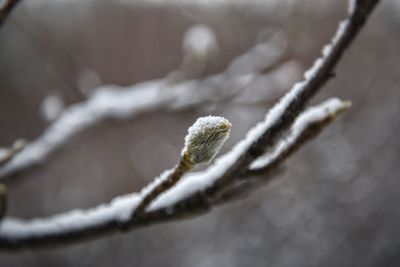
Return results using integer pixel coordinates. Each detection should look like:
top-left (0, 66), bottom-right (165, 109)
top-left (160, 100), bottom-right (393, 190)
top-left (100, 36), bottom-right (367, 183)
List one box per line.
top-left (183, 116), bottom-right (231, 164)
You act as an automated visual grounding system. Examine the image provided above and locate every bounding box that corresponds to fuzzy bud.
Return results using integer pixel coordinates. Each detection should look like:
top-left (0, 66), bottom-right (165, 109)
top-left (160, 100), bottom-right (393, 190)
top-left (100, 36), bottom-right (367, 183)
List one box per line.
top-left (183, 116), bottom-right (231, 165)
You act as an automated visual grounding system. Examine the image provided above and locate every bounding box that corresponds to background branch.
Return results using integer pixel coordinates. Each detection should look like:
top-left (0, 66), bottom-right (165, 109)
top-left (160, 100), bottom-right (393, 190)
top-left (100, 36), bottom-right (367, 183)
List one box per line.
top-left (0, 32), bottom-right (291, 180)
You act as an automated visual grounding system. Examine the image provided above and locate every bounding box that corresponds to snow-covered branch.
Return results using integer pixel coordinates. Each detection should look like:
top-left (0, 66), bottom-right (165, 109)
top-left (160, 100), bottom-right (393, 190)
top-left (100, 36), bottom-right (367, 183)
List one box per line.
top-left (204, 0), bottom-right (380, 197)
top-left (207, 98), bottom-right (351, 204)
top-left (0, 98), bottom-right (349, 249)
top-left (0, 29), bottom-right (290, 180)
top-left (0, 0), bottom-right (380, 250)
top-left (146, 98), bottom-right (351, 210)
top-left (247, 98), bottom-right (351, 175)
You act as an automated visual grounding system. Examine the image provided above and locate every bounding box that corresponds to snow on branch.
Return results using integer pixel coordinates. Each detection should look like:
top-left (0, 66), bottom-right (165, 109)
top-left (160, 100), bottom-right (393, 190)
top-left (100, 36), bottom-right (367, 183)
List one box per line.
top-left (209, 98), bottom-right (351, 203)
top-left (147, 98), bottom-right (350, 211)
top-left (0, 30), bottom-right (289, 180)
top-left (248, 98), bottom-right (351, 174)
top-left (203, 0), bottom-right (380, 195)
top-left (0, 98), bottom-right (349, 250)
top-left (0, 0), bottom-right (380, 250)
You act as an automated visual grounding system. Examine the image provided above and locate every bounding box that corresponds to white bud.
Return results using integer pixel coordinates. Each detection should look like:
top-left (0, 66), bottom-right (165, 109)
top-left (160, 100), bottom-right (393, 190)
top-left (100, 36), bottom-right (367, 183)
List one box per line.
top-left (183, 116), bottom-right (231, 165)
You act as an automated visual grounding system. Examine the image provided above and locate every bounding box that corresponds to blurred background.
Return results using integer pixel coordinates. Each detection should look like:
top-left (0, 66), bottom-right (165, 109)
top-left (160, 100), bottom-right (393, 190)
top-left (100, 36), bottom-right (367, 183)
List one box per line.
top-left (0, 0), bottom-right (400, 266)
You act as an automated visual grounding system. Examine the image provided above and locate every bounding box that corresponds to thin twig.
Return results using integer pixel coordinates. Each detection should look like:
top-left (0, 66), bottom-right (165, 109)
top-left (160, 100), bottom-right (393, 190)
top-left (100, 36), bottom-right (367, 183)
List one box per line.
top-left (135, 158), bottom-right (192, 215)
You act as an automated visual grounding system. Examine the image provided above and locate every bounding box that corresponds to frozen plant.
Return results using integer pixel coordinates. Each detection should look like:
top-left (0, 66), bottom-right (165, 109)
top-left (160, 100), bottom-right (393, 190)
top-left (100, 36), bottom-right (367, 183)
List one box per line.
top-left (135, 116), bottom-right (231, 214)
top-left (183, 116), bottom-right (231, 166)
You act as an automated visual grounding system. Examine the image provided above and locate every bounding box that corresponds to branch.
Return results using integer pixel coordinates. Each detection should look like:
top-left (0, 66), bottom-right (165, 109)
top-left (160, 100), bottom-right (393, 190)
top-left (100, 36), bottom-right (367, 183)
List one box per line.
top-left (0, 0), bottom-right (380, 250)
top-left (247, 98), bottom-right (351, 176)
top-left (0, 33), bottom-right (290, 180)
top-left (0, 0), bottom-right (21, 28)
top-left (205, 0), bottom-right (380, 196)
top-left (0, 98), bottom-right (349, 250)
top-left (147, 99), bottom-right (350, 210)
top-left (210, 98), bottom-right (351, 203)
